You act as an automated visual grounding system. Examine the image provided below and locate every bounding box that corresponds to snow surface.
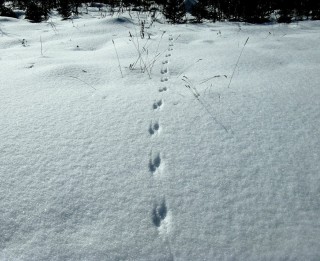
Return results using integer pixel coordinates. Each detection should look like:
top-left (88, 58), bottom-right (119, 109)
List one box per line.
top-left (0, 11), bottom-right (320, 260)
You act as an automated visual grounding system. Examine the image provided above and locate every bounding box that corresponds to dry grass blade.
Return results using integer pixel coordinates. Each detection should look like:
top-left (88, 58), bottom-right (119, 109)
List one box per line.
top-left (112, 39), bottom-right (124, 78)
top-left (183, 76), bottom-right (229, 133)
top-left (68, 76), bottom-right (97, 91)
top-left (227, 37), bottom-right (249, 88)
top-left (176, 59), bottom-right (203, 79)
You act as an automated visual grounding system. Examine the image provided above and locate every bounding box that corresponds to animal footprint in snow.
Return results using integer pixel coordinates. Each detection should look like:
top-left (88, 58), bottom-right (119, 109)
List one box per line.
top-left (162, 60), bottom-right (168, 65)
top-left (26, 63), bottom-right (35, 69)
top-left (161, 77), bottom-right (168, 82)
top-left (149, 152), bottom-right (161, 173)
top-left (159, 87), bottom-right (168, 92)
top-left (169, 43), bottom-right (174, 47)
top-left (153, 99), bottom-right (163, 110)
top-left (168, 47), bottom-right (173, 51)
top-left (169, 36), bottom-right (173, 41)
top-left (165, 53), bottom-right (171, 57)
top-left (149, 121), bottom-right (160, 135)
top-left (152, 200), bottom-right (167, 227)
top-left (161, 68), bottom-right (168, 74)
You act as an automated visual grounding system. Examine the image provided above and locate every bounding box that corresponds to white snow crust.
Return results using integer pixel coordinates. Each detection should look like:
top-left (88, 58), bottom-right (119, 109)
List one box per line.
top-left (0, 11), bottom-right (320, 260)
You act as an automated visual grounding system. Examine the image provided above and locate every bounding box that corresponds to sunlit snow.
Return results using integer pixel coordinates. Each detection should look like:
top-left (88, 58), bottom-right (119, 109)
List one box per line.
top-left (1, 10), bottom-right (320, 260)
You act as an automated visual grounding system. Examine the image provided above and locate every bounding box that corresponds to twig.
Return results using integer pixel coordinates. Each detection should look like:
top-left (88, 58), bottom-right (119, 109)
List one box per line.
top-left (176, 59), bottom-right (203, 78)
top-left (129, 31), bottom-right (151, 78)
top-left (112, 39), bottom-right (124, 78)
top-left (182, 76), bottom-right (200, 98)
top-left (200, 75), bottom-right (227, 84)
top-left (67, 76), bottom-right (97, 91)
top-left (129, 35), bottom-right (150, 70)
top-left (227, 37), bottom-right (249, 88)
top-left (148, 31), bottom-right (166, 73)
top-left (47, 19), bottom-right (58, 34)
top-left (40, 36), bottom-right (43, 56)
top-left (156, 31), bottom-right (166, 55)
top-left (183, 76), bottom-right (229, 133)
top-left (133, 26), bottom-right (143, 71)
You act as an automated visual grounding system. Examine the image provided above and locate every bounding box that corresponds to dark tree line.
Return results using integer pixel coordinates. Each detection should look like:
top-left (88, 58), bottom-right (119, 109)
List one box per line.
top-left (191, 0), bottom-right (320, 23)
top-left (1, 0), bottom-right (319, 23)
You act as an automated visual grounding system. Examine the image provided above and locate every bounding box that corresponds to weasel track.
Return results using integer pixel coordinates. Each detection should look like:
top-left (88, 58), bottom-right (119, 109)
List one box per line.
top-left (149, 121), bottom-right (160, 135)
top-left (147, 34), bottom-right (175, 241)
top-left (149, 152), bottom-right (162, 173)
top-left (152, 200), bottom-right (167, 227)
top-left (152, 99), bottom-right (163, 110)
top-left (159, 87), bottom-right (168, 92)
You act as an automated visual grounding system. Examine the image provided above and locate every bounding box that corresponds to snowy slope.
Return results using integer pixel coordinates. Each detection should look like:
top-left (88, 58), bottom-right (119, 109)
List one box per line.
top-left (0, 12), bottom-right (320, 260)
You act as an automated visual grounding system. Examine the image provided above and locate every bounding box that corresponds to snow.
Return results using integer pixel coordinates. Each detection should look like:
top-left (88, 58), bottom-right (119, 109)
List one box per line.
top-left (1, 11), bottom-right (320, 260)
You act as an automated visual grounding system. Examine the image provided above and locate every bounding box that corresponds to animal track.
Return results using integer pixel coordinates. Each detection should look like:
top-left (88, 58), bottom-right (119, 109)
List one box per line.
top-left (152, 200), bottom-right (167, 227)
top-left (149, 121), bottom-right (160, 135)
top-left (146, 34), bottom-right (173, 236)
top-left (146, 35), bottom-right (173, 237)
top-left (161, 68), bottom-right (168, 74)
top-left (152, 99), bottom-right (163, 110)
top-left (161, 77), bottom-right (168, 82)
top-left (159, 87), bottom-right (168, 92)
top-left (149, 152), bottom-right (161, 173)
top-left (26, 63), bottom-right (35, 69)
